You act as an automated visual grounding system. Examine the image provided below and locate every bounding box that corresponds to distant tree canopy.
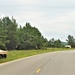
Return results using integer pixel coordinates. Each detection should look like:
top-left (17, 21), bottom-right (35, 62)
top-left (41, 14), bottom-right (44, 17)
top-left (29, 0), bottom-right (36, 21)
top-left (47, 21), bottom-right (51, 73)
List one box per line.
top-left (66, 35), bottom-right (75, 47)
top-left (48, 38), bottom-right (63, 48)
top-left (0, 17), bottom-right (49, 50)
top-left (0, 16), bottom-right (64, 50)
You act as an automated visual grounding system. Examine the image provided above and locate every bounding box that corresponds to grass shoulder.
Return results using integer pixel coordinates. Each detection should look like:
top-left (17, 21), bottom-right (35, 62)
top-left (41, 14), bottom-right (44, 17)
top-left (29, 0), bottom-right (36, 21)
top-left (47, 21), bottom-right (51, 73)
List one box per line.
top-left (0, 48), bottom-right (74, 63)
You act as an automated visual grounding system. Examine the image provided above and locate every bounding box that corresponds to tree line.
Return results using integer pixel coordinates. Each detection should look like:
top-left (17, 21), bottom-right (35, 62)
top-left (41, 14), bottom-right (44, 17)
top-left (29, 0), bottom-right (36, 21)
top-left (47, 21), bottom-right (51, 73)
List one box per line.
top-left (0, 16), bottom-right (74, 50)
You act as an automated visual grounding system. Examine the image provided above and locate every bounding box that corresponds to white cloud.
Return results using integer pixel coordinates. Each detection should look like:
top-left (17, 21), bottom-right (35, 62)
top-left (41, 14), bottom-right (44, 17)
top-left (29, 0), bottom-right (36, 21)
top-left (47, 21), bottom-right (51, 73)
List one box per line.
top-left (15, 9), bottom-right (75, 34)
top-left (13, 0), bottom-right (39, 5)
top-left (41, 10), bottom-right (75, 30)
top-left (30, 10), bottom-right (75, 41)
top-left (33, 0), bottom-right (75, 9)
top-left (0, 0), bottom-right (75, 41)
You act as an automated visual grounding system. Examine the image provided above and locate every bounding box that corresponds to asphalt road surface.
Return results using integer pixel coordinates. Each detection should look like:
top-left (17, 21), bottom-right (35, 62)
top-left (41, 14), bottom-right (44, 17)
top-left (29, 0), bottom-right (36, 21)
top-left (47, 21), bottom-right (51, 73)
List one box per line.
top-left (0, 50), bottom-right (75, 75)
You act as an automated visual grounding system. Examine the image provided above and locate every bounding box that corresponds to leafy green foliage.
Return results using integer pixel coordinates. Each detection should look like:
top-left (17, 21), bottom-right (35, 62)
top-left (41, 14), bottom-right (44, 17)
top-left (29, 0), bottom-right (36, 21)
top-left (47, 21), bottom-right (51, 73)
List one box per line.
top-left (0, 17), bottom-right (48, 50)
top-left (48, 38), bottom-right (63, 48)
top-left (66, 35), bottom-right (75, 47)
top-left (0, 16), bottom-right (65, 50)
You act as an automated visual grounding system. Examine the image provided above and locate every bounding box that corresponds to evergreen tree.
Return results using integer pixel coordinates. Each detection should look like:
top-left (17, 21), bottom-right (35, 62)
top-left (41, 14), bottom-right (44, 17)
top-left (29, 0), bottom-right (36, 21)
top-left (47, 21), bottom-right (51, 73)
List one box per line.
top-left (66, 35), bottom-right (75, 47)
top-left (2, 17), bottom-right (18, 50)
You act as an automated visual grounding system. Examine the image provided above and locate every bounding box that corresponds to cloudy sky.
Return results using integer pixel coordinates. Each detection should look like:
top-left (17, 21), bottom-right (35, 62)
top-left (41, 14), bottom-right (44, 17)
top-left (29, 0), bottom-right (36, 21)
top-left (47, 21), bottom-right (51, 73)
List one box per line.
top-left (0, 0), bottom-right (75, 41)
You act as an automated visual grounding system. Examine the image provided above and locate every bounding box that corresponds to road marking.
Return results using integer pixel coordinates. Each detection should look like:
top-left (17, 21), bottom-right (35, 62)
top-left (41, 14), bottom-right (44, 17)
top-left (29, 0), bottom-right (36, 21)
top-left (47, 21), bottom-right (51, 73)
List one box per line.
top-left (36, 68), bottom-right (41, 73)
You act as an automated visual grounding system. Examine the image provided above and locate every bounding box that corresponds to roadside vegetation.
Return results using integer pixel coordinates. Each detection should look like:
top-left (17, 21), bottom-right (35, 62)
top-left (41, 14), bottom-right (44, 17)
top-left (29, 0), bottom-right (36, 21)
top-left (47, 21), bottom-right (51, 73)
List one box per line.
top-left (0, 16), bottom-right (75, 50)
top-left (0, 16), bottom-right (65, 50)
top-left (0, 48), bottom-right (73, 63)
top-left (0, 16), bottom-right (75, 63)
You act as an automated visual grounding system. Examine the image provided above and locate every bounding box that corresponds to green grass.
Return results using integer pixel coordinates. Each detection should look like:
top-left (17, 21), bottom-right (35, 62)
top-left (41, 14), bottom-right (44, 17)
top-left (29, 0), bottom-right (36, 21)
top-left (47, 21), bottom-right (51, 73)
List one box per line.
top-left (0, 48), bottom-right (74, 63)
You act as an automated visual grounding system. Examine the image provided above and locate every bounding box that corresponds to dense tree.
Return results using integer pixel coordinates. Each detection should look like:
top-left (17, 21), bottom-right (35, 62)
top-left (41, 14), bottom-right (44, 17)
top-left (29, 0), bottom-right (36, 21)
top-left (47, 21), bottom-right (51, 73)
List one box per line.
top-left (17, 23), bottom-right (44, 50)
top-left (0, 19), bottom-right (5, 49)
top-left (48, 38), bottom-right (55, 47)
top-left (48, 38), bottom-right (62, 48)
top-left (66, 35), bottom-right (75, 47)
top-left (54, 39), bottom-right (62, 48)
top-left (1, 17), bottom-right (18, 50)
top-left (0, 16), bottom-right (64, 50)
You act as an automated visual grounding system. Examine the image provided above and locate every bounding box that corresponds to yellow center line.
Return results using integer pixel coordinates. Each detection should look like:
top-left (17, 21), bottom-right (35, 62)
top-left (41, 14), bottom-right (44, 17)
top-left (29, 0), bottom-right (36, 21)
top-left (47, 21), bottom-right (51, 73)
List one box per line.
top-left (36, 68), bottom-right (41, 73)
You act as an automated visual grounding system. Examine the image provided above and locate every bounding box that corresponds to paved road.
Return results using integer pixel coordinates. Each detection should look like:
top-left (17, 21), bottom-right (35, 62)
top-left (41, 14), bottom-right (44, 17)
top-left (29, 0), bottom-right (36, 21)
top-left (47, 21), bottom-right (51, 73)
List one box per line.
top-left (0, 50), bottom-right (75, 75)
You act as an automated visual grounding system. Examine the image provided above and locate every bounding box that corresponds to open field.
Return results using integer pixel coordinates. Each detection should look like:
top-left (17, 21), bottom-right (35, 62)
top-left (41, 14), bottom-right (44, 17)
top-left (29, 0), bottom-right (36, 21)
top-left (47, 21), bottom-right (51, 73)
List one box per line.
top-left (0, 48), bottom-right (74, 63)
